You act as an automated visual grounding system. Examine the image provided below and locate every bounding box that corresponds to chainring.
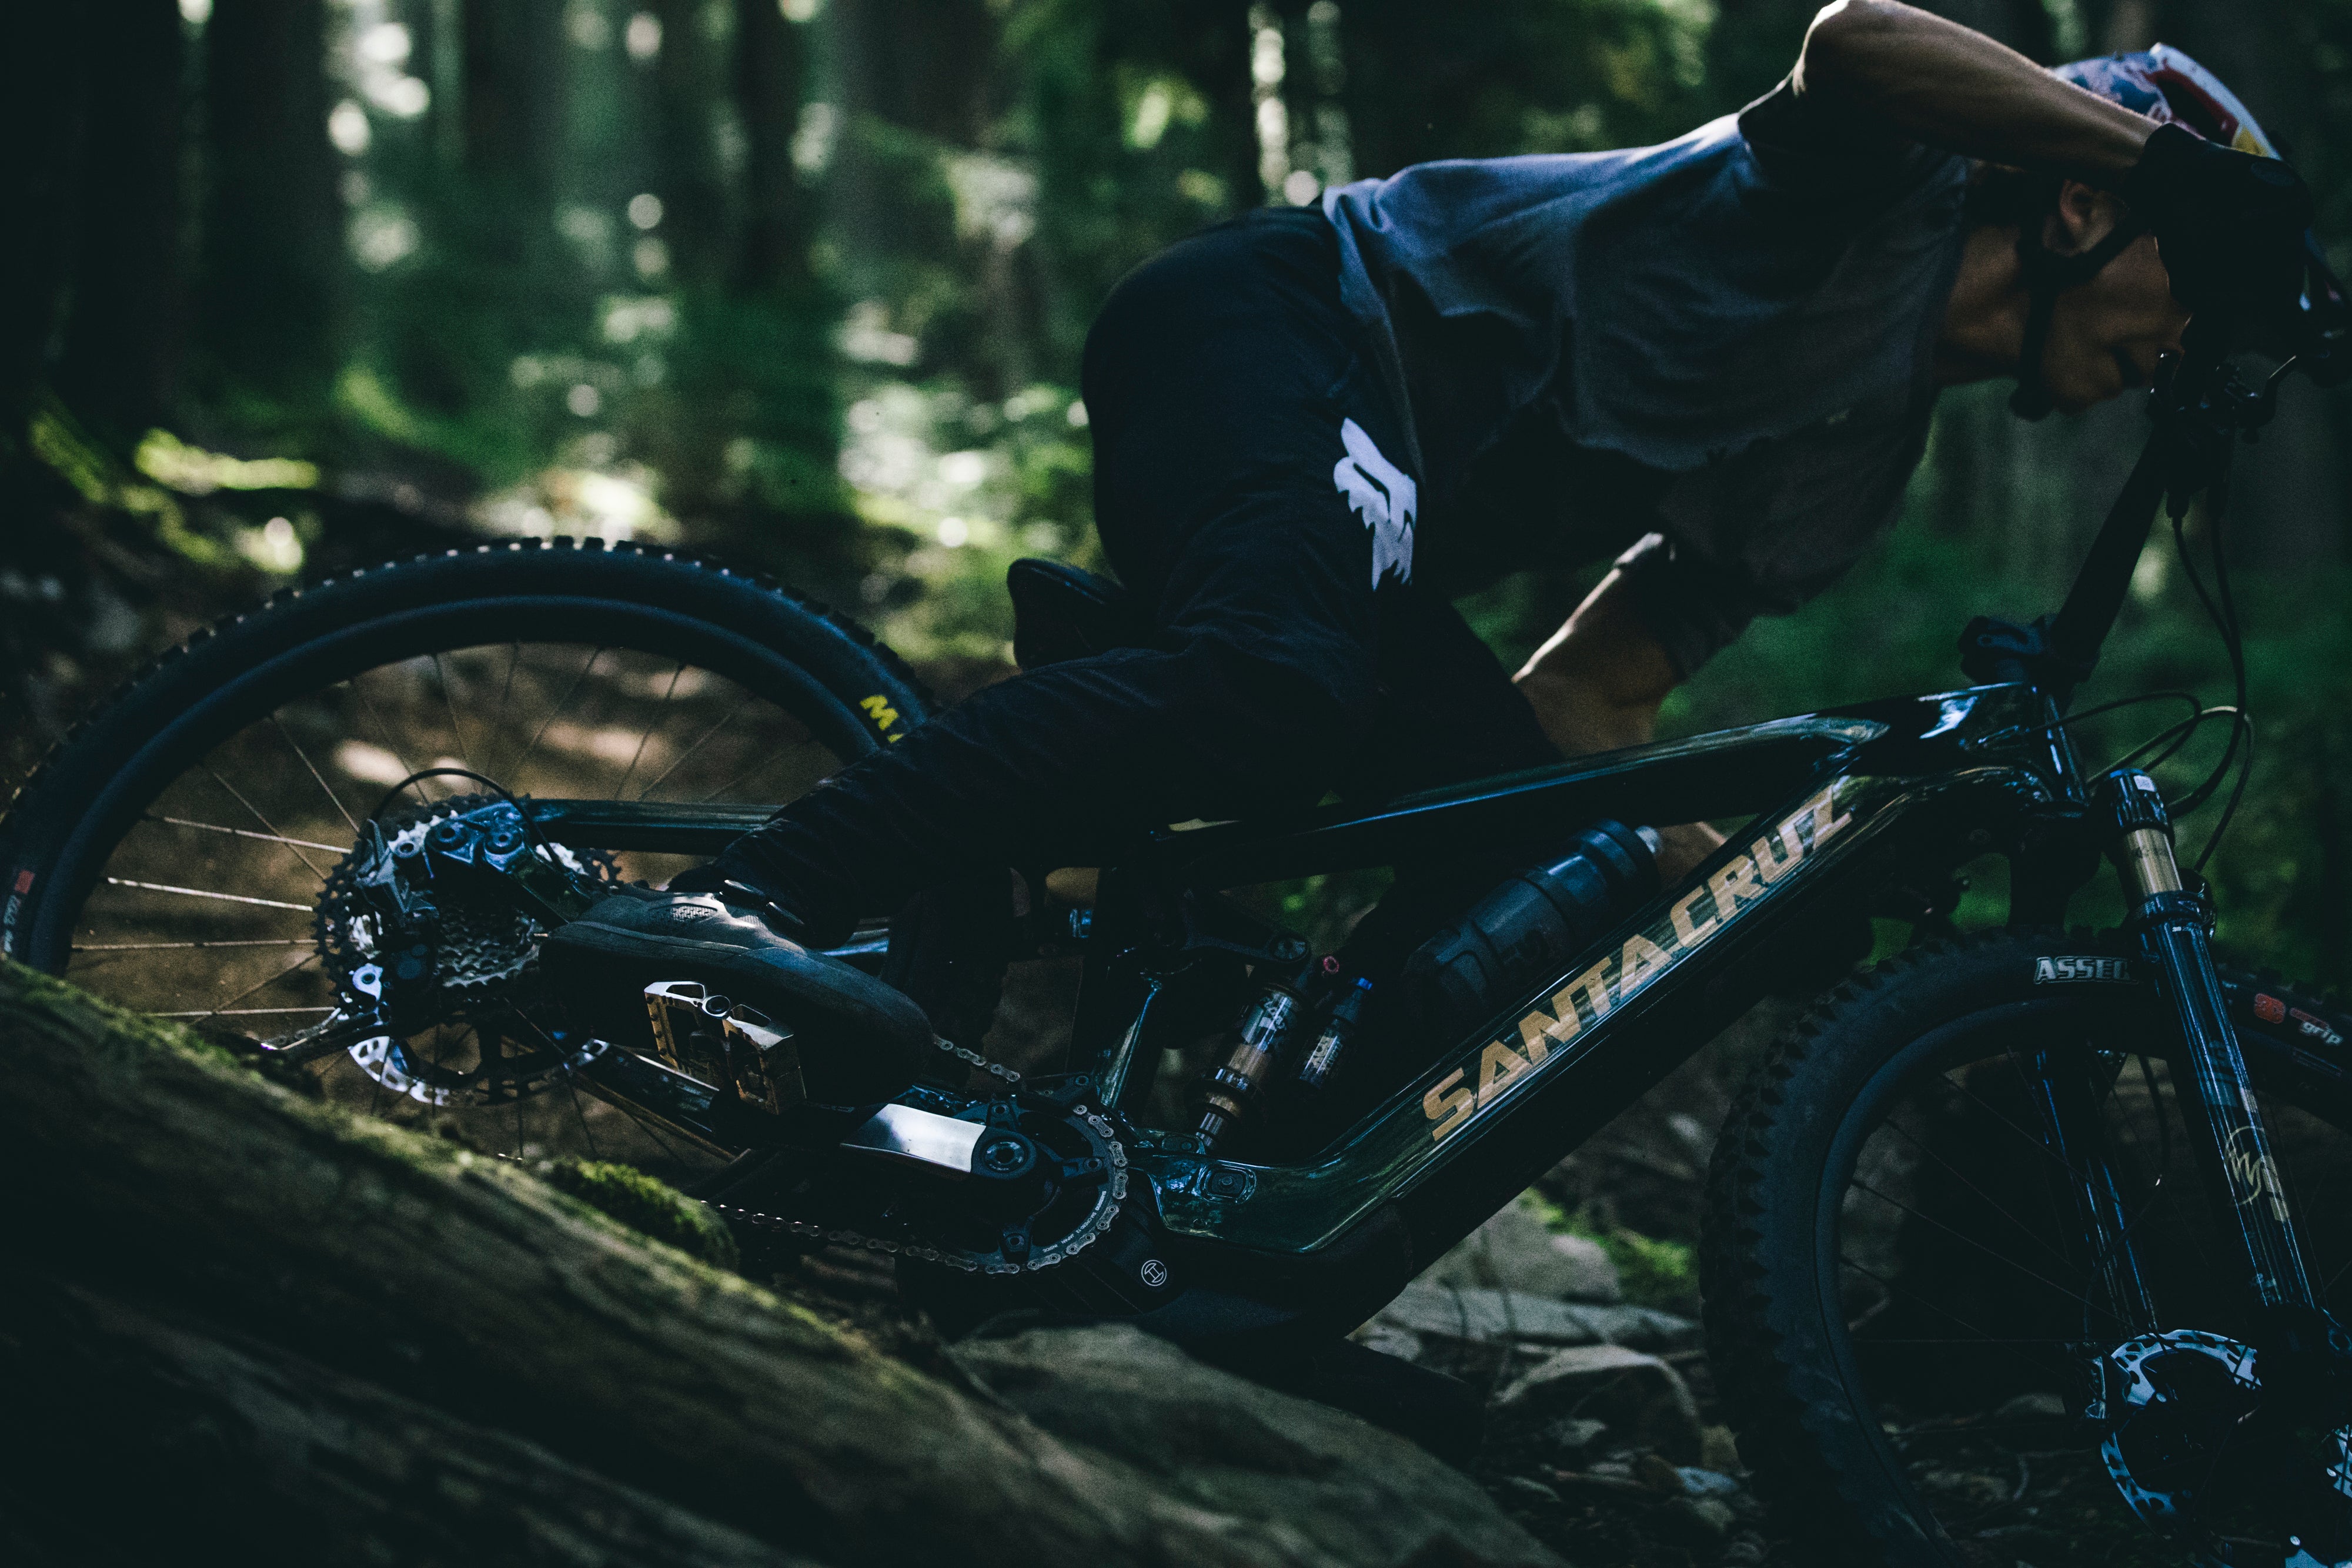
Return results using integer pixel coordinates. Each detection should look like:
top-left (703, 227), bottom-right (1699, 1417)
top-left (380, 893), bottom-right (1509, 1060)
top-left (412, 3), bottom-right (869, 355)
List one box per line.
top-left (717, 1077), bottom-right (1132, 1278)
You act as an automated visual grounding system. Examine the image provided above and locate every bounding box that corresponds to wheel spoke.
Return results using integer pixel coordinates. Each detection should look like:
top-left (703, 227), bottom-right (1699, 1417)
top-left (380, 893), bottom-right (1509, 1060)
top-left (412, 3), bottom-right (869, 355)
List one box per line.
top-left (1839, 1253), bottom-right (2084, 1373)
top-left (614, 660), bottom-right (687, 800)
top-left (1850, 1176), bottom-right (2123, 1329)
top-left (345, 676), bottom-right (428, 800)
top-left (197, 771), bottom-right (338, 882)
top-left (561, 1068), bottom-right (603, 1162)
top-left (636, 694), bottom-right (750, 800)
top-left (77, 938), bottom-right (315, 951)
top-left (269, 716), bottom-right (363, 835)
top-left (1934, 1062), bottom-right (2086, 1183)
top-left (433, 652), bottom-right (475, 773)
top-left (103, 877), bottom-right (314, 912)
top-left (1877, 1109), bottom-right (2081, 1275)
top-left (155, 1005), bottom-right (335, 1018)
top-left (510, 646), bottom-right (606, 785)
top-left (152, 814), bottom-right (346, 858)
top-left (183, 950), bottom-right (322, 1027)
top-left (490, 642), bottom-right (523, 757)
top-left (694, 734), bottom-right (828, 805)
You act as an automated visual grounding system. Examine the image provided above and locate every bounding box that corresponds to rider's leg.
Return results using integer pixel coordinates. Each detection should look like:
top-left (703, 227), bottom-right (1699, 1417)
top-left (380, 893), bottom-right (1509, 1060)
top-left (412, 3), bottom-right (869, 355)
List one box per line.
top-left (1327, 581), bottom-right (1564, 984)
top-left (696, 210), bottom-right (1436, 945)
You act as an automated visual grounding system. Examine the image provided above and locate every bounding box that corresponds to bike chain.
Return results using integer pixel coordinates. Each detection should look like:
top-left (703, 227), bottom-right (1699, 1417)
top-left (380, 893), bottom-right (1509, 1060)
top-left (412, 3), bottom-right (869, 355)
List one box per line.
top-left (703, 1036), bottom-right (1132, 1278)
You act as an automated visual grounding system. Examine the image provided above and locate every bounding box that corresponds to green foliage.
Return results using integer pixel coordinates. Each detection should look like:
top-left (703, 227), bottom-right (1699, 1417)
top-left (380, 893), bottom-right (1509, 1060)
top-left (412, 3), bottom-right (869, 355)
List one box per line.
top-left (1644, 385), bottom-right (2352, 985)
top-left (14, 0), bottom-right (2352, 997)
top-left (1532, 1189), bottom-right (1701, 1312)
top-left (1595, 1225), bottom-right (1700, 1312)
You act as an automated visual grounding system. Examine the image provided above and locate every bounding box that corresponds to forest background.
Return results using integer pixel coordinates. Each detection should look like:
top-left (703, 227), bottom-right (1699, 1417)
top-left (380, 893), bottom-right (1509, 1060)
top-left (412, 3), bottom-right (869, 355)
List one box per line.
top-left (3, 0), bottom-right (2348, 986)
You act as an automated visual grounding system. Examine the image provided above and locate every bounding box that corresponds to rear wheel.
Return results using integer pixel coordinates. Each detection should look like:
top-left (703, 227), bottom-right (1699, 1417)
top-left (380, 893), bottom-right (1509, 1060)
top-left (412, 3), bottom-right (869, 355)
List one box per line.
top-left (1704, 929), bottom-right (2352, 1567)
top-left (0, 539), bottom-right (953, 1183)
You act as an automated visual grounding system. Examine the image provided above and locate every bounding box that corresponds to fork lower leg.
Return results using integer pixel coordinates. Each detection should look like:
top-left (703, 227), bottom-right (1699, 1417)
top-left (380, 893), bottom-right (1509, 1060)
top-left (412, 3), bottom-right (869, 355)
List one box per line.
top-left (2099, 768), bottom-right (2316, 1313)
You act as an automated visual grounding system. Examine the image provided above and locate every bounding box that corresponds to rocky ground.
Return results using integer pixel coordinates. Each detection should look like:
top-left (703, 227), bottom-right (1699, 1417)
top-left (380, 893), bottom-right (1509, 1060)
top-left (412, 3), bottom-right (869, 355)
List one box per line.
top-left (769, 965), bottom-right (1807, 1568)
top-left (770, 1188), bottom-right (1780, 1568)
top-left (776, 972), bottom-right (2186, 1568)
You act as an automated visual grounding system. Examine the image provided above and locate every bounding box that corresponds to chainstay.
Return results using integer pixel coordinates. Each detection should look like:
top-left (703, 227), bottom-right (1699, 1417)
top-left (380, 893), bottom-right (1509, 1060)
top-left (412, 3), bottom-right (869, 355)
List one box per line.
top-left (701, 1037), bottom-right (1130, 1276)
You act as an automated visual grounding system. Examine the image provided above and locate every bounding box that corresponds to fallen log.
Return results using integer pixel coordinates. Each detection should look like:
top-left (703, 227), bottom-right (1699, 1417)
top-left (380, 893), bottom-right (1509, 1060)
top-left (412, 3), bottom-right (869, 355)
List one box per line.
top-left (0, 1268), bottom-right (817, 1568)
top-left (0, 961), bottom-right (1556, 1568)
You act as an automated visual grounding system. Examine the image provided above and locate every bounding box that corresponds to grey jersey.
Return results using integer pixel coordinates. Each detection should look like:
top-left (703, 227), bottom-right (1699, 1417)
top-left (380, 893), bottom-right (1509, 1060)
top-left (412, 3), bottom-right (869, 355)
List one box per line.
top-left (1322, 79), bottom-right (1969, 673)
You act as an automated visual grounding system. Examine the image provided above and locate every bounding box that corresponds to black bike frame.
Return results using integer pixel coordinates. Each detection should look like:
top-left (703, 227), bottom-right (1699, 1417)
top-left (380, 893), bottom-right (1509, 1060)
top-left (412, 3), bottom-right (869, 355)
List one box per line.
top-left (524, 334), bottom-right (2342, 1349)
top-left (529, 680), bottom-right (2087, 1317)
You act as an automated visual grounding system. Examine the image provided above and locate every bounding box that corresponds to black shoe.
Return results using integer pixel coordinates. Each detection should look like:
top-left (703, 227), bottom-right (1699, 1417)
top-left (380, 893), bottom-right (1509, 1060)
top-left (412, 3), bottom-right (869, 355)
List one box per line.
top-left (541, 889), bottom-right (931, 1108)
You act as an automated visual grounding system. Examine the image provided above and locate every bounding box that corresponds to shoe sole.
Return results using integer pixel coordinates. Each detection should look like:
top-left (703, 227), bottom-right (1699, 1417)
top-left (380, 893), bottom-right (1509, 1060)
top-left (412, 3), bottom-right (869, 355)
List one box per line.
top-left (540, 917), bottom-right (930, 1105)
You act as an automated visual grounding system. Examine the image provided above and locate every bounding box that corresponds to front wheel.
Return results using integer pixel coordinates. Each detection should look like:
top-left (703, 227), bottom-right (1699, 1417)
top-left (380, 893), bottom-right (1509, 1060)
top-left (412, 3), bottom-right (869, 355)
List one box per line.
top-left (1704, 929), bottom-right (2352, 1567)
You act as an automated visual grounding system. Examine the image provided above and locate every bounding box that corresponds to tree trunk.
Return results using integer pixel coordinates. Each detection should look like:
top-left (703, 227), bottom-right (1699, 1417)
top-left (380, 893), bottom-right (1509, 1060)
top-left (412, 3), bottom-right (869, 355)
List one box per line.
top-left (198, 0), bottom-right (339, 403)
top-left (647, 0), bottom-right (733, 291)
top-left (0, 7), bottom-right (92, 430)
top-left (733, 0), bottom-right (816, 293)
top-left (52, 0), bottom-right (186, 442)
top-left (0, 959), bottom-right (1555, 1568)
top-left (461, 0), bottom-right (567, 269)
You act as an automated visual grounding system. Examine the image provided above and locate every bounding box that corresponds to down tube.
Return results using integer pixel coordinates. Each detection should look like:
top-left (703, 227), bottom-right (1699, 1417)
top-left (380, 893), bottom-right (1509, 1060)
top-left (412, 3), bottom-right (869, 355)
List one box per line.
top-left (1145, 767), bottom-right (2023, 1253)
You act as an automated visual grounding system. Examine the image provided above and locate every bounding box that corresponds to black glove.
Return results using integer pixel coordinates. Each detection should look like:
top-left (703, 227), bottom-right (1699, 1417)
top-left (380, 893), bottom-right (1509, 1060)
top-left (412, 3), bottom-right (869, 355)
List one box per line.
top-left (2121, 122), bottom-right (2314, 320)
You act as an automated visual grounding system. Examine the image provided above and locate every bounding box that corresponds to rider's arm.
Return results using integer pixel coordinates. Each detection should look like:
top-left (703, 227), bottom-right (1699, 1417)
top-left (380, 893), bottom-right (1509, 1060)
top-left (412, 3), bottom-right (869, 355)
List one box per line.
top-left (1514, 570), bottom-right (1726, 878)
top-left (1512, 568), bottom-right (1679, 758)
top-left (1796, 0), bottom-right (2154, 180)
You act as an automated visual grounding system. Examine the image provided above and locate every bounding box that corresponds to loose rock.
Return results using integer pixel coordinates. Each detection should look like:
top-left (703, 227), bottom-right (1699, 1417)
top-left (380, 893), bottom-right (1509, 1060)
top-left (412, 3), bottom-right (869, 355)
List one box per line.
top-left (1633, 1452), bottom-right (1687, 1493)
top-left (1993, 1390), bottom-right (2068, 1423)
top-left (1495, 1343), bottom-right (1706, 1464)
top-left (1543, 1417), bottom-right (1611, 1457)
top-left (1677, 1467), bottom-right (1742, 1499)
top-left (1657, 1496), bottom-right (1737, 1550)
top-left (1426, 1195), bottom-right (1623, 1303)
top-left (1373, 1282), bottom-right (1698, 1353)
top-left (950, 1324), bottom-right (1565, 1568)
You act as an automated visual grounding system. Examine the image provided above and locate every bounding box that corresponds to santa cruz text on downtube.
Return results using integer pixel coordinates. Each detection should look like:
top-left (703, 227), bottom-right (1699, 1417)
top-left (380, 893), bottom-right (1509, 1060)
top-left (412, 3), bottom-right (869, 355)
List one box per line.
top-left (1422, 784), bottom-right (1854, 1142)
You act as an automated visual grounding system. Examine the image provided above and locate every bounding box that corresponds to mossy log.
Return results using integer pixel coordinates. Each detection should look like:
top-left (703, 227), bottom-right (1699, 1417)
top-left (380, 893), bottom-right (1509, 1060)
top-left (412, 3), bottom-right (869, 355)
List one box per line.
top-left (0, 1268), bottom-right (817, 1568)
top-left (0, 962), bottom-right (1555, 1567)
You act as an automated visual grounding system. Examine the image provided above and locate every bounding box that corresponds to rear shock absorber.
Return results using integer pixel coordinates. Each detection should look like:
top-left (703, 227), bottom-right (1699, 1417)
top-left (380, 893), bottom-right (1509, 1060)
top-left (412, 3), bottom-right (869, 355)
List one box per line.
top-left (1192, 964), bottom-right (1314, 1154)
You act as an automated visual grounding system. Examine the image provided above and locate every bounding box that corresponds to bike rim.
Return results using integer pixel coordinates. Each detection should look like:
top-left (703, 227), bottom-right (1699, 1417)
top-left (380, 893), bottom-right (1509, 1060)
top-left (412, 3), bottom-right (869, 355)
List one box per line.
top-left (44, 610), bottom-right (871, 1181)
top-left (1816, 997), bottom-right (2352, 1566)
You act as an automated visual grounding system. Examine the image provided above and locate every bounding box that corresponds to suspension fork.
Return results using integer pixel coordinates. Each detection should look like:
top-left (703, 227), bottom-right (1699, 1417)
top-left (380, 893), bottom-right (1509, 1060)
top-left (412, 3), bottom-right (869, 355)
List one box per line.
top-left (2096, 768), bottom-right (2324, 1325)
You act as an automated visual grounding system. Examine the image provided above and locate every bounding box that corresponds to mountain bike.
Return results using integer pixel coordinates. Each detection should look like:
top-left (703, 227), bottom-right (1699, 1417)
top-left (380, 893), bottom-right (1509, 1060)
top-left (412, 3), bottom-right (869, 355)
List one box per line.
top-left (8, 303), bottom-right (2352, 1566)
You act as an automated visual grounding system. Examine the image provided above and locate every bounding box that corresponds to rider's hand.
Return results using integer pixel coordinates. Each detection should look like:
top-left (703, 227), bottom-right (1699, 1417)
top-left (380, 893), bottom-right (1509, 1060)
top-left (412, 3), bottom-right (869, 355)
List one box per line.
top-left (2121, 123), bottom-right (2313, 320)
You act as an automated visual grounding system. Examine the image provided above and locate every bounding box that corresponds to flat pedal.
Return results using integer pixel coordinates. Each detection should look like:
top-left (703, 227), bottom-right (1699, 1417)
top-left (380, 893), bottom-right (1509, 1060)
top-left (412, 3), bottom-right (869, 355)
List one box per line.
top-left (641, 980), bottom-right (806, 1116)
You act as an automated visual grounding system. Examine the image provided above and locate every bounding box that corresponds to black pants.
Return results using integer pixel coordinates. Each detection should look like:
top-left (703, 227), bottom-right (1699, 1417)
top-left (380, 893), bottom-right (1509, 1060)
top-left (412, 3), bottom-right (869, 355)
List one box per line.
top-left (724, 209), bottom-right (1560, 939)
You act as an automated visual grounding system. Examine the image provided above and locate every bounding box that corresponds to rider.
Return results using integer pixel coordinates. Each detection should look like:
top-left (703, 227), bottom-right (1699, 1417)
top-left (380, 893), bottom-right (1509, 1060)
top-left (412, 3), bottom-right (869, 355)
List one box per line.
top-left (550, 5), bottom-right (2317, 1111)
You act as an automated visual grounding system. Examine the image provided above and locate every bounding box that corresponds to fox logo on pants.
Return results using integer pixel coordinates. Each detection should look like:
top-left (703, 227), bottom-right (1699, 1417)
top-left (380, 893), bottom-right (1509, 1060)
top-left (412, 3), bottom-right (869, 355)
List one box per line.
top-left (1333, 418), bottom-right (1415, 588)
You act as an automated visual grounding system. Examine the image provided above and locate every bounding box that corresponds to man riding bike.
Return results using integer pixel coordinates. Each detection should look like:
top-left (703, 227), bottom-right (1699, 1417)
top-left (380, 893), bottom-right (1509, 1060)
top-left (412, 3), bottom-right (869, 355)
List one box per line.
top-left (548, 2), bottom-right (2320, 1140)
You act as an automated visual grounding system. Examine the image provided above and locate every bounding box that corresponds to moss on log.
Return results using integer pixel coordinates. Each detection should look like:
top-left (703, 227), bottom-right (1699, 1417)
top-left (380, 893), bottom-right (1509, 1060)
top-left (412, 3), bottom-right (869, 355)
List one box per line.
top-left (0, 961), bottom-right (1558, 1568)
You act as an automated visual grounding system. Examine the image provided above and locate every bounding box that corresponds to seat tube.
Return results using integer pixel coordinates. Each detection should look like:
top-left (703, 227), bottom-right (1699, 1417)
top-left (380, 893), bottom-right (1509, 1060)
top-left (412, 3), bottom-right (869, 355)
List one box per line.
top-left (2099, 768), bottom-right (2316, 1311)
